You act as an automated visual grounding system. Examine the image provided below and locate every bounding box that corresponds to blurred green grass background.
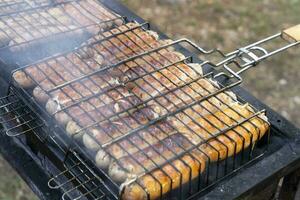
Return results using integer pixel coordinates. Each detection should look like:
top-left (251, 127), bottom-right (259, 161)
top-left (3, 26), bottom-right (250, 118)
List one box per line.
top-left (1, 0), bottom-right (299, 199)
top-left (0, 156), bottom-right (38, 200)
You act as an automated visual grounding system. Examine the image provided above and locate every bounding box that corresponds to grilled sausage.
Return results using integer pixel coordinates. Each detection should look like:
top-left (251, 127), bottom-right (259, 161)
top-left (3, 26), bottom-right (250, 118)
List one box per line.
top-left (109, 102), bottom-right (251, 182)
top-left (80, 106), bottom-right (157, 148)
top-left (81, 22), bottom-right (162, 62)
top-left (40, 47), bottom-right (182, 104)
top-left (12, 70), bottom-right (35, 88)
top-left (179, 93), bottom-right (235, 123)
top-left (33, 74), bottom-right (108, 104)
top-left (13, 59), bottom-right (60, 89)
top-left (121, 153), bottom-right (206, 200)
top-left (92, 91), bottom-right (236, 171)
top-left (171, 103), bottom-right (269, 162)
top-left (31, 32), bottom-right (166, 104)
top-left (115, 50), bottom-right (184, 82)
top-left (8, 26), bottom-right (100, 87)
top-left (65, 120), bottom-right (84, 140)
top-left (51, 85), bottom-right (139, 127)
top-left (32, 54), bottom-right (119, 104)
top-left (109, 133), bottom-right (193, 183)
top-left (60, 0), bottom-right (122, 33)
top-left (130, 62), bottom-right (203, 97)
top-left (13, 52), bottom-right (95, 89)
top-left (80, 107), bottom-right (159, 168)
top-left (93, 119), bottom-right (175, 169)
top-left (16, 29), bottom-right (172, 114)
top-left (86, 21), bottom-right (160, 47)
top-left (12, 22), bottom-right (158, 88)
top-left (130, 62), bottom-right (237, 126)
top-left (120, 103), bottom-right (269, 200)
top-left (91, 79), bottom-right (236, 170)
top-left (44, 50), bottom-right (184, 126)
top-left (12, 37), bottom-right (177, 90)
top-left (31, 34), bottom-right (171, 107)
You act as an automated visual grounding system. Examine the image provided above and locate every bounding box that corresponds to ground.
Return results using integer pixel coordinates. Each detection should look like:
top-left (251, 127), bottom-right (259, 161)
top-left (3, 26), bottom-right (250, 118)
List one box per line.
top-left (0, 156), bottom-right (38, 200)
top-left (0, 0), bottom-right (299, 199)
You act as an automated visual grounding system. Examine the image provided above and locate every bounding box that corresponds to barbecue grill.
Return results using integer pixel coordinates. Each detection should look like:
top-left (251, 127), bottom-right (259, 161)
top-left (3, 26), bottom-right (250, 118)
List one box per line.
top-left (0, 0), bottom-right (300, 200)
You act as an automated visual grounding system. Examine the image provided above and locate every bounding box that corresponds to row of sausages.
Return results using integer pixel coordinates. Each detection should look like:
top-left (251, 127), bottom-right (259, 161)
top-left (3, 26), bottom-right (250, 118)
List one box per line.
top-left (12, 21), bottom-right (270, 200)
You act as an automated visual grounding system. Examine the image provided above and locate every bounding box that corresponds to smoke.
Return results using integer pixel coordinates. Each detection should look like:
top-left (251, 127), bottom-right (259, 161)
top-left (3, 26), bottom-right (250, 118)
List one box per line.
top-left (0, 0), bottom-right (119, 77)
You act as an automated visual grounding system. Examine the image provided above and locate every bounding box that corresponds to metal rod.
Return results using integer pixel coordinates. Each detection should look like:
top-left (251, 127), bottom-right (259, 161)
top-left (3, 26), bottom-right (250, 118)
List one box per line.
top-left (225, 33), bottom-right (282, 57)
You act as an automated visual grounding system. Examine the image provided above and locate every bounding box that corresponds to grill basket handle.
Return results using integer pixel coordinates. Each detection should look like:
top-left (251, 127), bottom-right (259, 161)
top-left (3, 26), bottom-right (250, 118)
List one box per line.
top-left (283, 24), bottom-right (300, 42)
top-left (218, 24), bottom-right (300, 78)
top-left (179, 24), bottom-right (300, 85)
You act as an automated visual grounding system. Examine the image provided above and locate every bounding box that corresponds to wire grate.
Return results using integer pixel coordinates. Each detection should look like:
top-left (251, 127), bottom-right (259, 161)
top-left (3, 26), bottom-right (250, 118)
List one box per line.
top-left (0, 0), bottom-right (61, 15)
top-left (0, 90), bottom-right (45, 138)
top-left (9, 19), bottom-right (300, 200)
top-left (0, 87), bottom-right (270, 200)
top-left (0, 0), bottom-right (123, 49)
top-left (0, 88), bottom-right (116, 200)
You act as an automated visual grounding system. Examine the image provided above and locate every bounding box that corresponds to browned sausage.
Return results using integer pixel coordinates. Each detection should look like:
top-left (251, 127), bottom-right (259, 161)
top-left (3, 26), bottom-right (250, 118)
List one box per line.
top-left (45, 50), bottom-right (184, 126)
top-left (41, 48), bottom-right (182, 106)
top-left (92, 118), bottom-right (175, 169)
top-left (92, 79), bottom-right (236, 170)
top-left (121, 152), bottom-right (206, 200)
top-left (130, 64), bottom-right (237, 127)
top-left (109, 133), bottom-right (194, 182)
top-left (45, 82), bottom-right (131, 122)
top-left (109, 102), bottom-right (254, 182)
top-left (12, 22), bottom-right (159, 89)
top-left (55, 86), bottom-right (141, 127)
top-left (60, 0), bottom-right (121, 32)
top-left (80, 105), bottom-right (158, 146)
top-left (120, 103), bottom-right (269, 200)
